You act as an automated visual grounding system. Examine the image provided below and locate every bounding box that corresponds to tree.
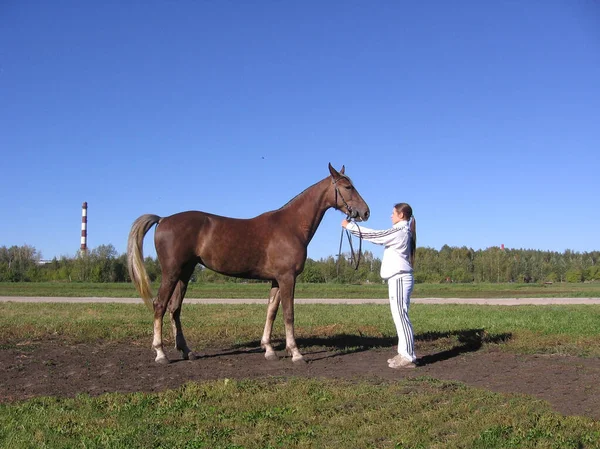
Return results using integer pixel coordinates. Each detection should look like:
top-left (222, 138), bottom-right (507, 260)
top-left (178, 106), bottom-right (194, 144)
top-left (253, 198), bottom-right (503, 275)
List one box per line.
top-left (565, 269), bottom-right (583, 283)
top-left (0, 245), bottom-right (41, 281)
top-left (2, 243), bottom-right (599, 285)
top-left (586, 265), bottom-right (600, 281)
top-left (298, 258), bottom-right (325, 283)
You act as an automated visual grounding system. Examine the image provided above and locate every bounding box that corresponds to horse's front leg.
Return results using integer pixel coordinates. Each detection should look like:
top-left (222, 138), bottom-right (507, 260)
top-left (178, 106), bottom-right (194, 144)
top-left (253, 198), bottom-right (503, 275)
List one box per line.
top-left (261, 284), bottom-right (281, 361)
top-left (278, 276), bottom-right (305, 363)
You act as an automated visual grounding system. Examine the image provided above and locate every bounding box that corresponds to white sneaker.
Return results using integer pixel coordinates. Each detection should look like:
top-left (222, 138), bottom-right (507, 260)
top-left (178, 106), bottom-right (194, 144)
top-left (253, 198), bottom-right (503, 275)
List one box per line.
top-left (387, 354), bottom-right (416, 369)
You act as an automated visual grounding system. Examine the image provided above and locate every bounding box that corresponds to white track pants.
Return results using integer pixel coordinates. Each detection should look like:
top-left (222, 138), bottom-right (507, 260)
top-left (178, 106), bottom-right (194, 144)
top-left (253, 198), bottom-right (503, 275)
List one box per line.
top-left (387, 272), bottom-right (416, 362)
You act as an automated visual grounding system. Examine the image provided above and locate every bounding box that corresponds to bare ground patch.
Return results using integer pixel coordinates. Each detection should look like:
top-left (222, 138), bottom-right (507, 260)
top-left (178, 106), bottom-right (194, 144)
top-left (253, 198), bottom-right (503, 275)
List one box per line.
top-left (2, 335), bottom-right (599, 421)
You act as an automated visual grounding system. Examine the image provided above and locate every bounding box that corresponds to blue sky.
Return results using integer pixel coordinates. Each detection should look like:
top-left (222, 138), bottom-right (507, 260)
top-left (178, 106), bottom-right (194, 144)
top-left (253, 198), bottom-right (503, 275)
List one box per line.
top-left (1, 1), bottom-right (599, 262)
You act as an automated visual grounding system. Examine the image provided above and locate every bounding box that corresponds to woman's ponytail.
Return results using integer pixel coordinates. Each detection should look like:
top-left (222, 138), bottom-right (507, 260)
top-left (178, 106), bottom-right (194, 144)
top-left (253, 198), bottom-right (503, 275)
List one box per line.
top-left (394, 202), bottom-right (417, 267)
top-left (409, 216), bottom-right (416, 267)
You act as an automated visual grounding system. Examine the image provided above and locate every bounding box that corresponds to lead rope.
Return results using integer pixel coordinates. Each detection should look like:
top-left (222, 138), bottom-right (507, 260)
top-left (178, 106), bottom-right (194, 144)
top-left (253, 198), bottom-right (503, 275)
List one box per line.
top-left (336, 216), bottom-right (363, 278)
top-left (333, 178), bottom-right (362, 277)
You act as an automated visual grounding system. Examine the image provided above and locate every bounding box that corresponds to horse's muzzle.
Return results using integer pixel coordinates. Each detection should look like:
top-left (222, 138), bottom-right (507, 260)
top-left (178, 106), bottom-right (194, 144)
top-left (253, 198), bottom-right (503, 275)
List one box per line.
top-left (351, 208), bottom-right (370, 222)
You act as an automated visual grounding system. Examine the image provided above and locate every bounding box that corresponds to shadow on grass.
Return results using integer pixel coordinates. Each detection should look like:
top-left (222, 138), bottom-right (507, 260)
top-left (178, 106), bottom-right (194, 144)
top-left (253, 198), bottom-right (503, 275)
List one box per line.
top-left (215, 329), bottom-right (512, 364)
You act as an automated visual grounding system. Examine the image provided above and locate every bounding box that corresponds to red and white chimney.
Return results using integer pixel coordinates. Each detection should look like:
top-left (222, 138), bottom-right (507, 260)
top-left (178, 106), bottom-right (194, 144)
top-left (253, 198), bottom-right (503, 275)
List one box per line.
top-left (81, 202), bottom-right (88, 252)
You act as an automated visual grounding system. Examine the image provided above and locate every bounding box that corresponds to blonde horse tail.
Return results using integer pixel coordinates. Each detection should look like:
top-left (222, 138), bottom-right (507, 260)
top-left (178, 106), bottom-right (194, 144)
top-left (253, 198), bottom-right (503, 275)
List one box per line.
top-left (127, 214), bottom-right (161, 311)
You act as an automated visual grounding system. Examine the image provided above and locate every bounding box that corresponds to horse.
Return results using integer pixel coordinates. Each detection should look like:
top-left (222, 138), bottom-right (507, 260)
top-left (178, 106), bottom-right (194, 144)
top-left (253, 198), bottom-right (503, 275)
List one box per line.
top-left (127, 163), bottom-right (370, 364)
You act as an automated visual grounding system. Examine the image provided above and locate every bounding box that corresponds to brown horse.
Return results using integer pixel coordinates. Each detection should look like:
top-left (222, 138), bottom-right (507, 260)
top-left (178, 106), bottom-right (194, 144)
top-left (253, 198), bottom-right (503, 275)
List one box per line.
top-left (127, 163), bottom-right (370, 364)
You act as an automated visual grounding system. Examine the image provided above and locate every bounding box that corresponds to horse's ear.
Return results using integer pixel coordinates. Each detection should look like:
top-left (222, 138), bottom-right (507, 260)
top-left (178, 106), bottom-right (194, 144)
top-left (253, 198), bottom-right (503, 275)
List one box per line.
top-left (328, 163), bottom-right (345, 178)
top-left (328, 162), bottom-right (340, 179)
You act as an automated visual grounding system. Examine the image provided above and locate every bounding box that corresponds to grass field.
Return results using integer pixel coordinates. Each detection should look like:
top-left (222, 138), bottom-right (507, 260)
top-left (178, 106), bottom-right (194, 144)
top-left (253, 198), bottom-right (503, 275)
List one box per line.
top-left (3, 377), bottom-right (599, 449)
top-left (2, 302), bottom-right (600, 357)
top-left (1, 280), bottom-right (599, 299)
top-left (1, 301), bottom-right (600, 448)
top-left (2, 302), bottom-right (600, 356)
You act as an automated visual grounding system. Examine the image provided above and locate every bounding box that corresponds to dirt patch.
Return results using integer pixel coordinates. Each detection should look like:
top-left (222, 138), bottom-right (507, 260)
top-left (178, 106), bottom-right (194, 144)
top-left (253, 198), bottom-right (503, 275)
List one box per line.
top-left (2, 335), bottom-right (599, 421)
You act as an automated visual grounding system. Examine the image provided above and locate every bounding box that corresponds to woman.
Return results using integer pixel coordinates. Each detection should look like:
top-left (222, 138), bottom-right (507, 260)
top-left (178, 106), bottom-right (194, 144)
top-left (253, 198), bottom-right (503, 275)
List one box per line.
top-left (342, 202), bottom-right (417, 369)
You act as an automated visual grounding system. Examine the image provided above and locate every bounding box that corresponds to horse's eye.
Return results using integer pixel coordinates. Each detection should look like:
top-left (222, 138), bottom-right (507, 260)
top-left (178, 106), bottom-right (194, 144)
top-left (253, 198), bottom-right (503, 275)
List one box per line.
top-left (345, 185), bottom-right (353, 190)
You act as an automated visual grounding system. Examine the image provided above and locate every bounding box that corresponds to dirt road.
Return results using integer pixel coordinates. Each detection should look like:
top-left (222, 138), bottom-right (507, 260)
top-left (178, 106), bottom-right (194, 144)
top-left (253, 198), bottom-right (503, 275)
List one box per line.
top-left (2, 296), bottom-right (600, 305)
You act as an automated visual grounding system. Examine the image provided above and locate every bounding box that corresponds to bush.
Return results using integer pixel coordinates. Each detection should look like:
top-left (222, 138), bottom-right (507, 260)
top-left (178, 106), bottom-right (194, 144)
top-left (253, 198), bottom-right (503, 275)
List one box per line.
top-left (565, 269), bottom-right (583, 283)
top-left (585, 266), bottom-right (600, 282)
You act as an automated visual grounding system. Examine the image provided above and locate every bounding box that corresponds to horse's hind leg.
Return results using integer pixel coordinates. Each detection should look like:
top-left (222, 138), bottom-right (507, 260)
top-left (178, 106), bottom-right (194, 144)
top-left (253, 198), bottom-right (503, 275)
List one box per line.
top-left (153, 275), bottom-right (180, 364)
top-left (168, 263), bottom-right (197, 360)
top-left (260, 282), bottom-right (281, 361)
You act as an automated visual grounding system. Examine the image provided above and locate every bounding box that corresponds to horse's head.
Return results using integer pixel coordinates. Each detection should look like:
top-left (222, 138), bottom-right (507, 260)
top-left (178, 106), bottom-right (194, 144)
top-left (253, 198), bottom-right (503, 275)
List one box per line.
top-left (328, 163), bottom-right (370, 222)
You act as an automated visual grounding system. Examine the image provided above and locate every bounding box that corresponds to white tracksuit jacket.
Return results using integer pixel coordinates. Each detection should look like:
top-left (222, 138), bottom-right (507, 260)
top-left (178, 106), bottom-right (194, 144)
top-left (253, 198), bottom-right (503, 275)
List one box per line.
top-left (345, 220), bottom-right (413, 279)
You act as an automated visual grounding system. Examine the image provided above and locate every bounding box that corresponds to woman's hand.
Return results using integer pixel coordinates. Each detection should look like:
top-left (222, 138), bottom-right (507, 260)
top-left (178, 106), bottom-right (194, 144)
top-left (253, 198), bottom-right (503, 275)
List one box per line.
top-left (341, 219), bottom-right (349, 228)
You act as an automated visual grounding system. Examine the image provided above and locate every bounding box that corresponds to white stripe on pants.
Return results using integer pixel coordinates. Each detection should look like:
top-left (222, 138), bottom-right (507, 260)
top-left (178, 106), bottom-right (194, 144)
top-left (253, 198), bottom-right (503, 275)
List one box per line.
top-left (387, 272), bottom-right (416, 362)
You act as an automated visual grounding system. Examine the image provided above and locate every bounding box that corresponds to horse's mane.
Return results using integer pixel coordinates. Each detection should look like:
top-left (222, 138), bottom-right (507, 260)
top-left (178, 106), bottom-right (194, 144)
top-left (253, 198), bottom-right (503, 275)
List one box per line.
top-left (277, 178), bottom-right (325, 211)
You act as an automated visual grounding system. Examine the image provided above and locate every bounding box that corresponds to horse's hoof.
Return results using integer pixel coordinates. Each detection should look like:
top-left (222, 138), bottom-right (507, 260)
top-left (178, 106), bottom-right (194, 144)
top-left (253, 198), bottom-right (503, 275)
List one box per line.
top-left (292, 356), bottom-right (307, 364)
top-left (265, 352), bottom-right (279, 361)
top-left (185, 352), bottom-right (199, 361)
top-left (155, 356), bottom-right (170, 365)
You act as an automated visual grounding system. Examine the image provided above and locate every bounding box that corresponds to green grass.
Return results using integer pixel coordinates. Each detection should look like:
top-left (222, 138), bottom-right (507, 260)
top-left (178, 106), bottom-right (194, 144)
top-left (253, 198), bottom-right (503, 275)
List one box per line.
top-left (1, 302), bottom-right (600, 356)
top-left (1, 378), bottom-right (599, 448)
top-left (1, 281), bottom-right (600, 298)
top-left (2, 302), bottom-right (600, 447)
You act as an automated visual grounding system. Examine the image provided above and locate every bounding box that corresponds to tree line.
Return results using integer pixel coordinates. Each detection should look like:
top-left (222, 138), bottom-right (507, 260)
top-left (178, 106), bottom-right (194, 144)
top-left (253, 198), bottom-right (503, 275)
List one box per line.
top-left (1, 244), bottom-right (598, 284)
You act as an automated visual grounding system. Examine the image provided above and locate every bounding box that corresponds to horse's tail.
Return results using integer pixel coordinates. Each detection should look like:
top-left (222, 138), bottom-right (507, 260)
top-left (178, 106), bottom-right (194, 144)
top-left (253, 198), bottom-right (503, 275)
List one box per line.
top-left (127, 214), bottom-right (161, 311)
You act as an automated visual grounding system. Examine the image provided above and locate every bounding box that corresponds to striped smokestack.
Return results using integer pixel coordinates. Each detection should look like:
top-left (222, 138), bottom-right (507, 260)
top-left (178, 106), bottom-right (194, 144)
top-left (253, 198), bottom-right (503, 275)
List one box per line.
top-left (81, 202), bottom-right (88, 252)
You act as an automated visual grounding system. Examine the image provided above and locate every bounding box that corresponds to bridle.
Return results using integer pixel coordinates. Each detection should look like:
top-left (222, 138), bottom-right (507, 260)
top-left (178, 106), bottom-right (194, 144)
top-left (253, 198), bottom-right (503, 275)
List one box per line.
top-left (332, 175), bottom-right (362, 274)
top-left (332, 175), bottom-right (355, 219)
